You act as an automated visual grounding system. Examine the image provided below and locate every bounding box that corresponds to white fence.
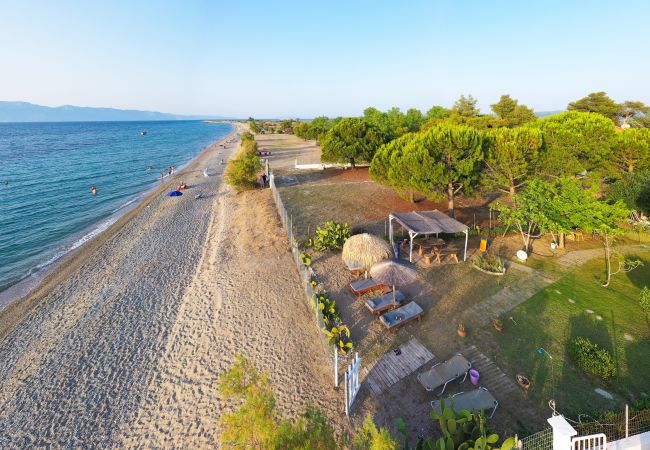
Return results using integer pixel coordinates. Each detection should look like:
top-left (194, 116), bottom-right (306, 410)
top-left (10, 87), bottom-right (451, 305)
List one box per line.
top-left (294, 159), bottom-right (370, 170)
top-left (344, 353), bottom-right (362, 416)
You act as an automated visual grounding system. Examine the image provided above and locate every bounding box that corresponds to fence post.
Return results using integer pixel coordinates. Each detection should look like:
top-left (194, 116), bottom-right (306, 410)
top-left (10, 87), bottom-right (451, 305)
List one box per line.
top-left (626, 404), bottom-right (629, 439)
top-left (548, 415), bottom-right (577, 450)
top-left (334, 345), bottom-right (338, 388)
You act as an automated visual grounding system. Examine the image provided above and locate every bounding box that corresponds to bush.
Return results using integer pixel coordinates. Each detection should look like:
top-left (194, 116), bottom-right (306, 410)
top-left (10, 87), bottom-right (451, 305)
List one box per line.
top-left (607, 169), bottom-right (650, 213)
top-left (225, 136), bottom-right (263, 190)
top-left (570, 337), bottom-right (617, 380)
top-left (640, 287), bottom-right (650, 319)
top-left (473, 253), bottom-right (506, 274)
top-left (307, 221), bottom-right (350, 251)
top-left (314, 291), bottom-right (341, 326)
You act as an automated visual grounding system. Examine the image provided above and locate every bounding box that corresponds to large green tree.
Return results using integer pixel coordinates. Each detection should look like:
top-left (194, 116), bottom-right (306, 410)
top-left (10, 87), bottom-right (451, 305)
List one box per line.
top-left (370, 132), bottom-right (419, 201)
top-left (426, 105), bottom-right (451, 120)
top-left (568, 91), bottom-right (620, 122)
top-left (494, 179), bottom-right (559, 253)
top-left (536, 111), bottom-right (616, 177)
top-left (610, 128), bottom-right (650, 175)
top-left (620, 100), bottom-right (650, 128)
top-left (451, 94), bottom-right (480, 117)
top-left (484, 126), bottom-right (543, 195)
top-left (407, 124), bottom-right (484, 216)
top-left (321, 117), bottom-right (384, 167)
top-left (490, 94), bottom-right (537, 127)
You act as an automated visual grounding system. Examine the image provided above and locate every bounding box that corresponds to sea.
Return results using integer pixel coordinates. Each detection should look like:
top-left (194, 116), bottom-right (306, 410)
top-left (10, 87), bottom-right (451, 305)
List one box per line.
top-left (0, 120), bottom-right (233, 295)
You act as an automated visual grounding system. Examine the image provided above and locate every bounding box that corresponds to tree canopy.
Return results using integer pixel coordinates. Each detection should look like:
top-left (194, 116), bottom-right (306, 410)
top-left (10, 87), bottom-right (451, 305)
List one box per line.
top-left (371, 124), bottom-right (484, 215)
top-left (609, 128), bottom-right (650, 176)
top-left (484, 126), bottom-right (543, 195)
top-left (490, 94), bottom-right (537, 127)
top-left (320, 117), bottom-right (384, 167)
top-left (451, 94), bottom-right (480, 117)
top-left (536, 111), bottom-right (616, 176)
top-left (568, 91), bottom-right (621, 122)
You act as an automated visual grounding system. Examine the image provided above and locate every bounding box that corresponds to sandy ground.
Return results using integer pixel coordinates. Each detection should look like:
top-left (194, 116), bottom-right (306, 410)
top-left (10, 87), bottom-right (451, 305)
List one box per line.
top-left (0, 125), bottom-right (345, 448)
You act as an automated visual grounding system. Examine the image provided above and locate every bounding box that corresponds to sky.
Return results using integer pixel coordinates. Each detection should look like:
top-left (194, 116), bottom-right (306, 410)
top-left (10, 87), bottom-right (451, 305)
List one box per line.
top-left (1, 0), bottom-right (649, 118)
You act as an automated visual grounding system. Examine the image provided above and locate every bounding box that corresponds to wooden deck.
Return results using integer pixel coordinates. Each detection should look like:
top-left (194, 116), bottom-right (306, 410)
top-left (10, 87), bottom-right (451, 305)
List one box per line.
top-left (362, 338), bottom-right (435, 395)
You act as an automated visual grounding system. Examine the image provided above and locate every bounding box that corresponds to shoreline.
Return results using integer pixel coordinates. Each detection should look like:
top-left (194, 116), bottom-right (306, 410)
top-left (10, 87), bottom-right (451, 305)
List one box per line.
top-left (0, 122), bottom-right (241, 340)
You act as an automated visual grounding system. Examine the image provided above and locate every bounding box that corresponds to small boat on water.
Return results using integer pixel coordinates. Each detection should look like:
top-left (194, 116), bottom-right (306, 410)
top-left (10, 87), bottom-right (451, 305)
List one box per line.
top-left (140, 130), bottom-right (147, 136)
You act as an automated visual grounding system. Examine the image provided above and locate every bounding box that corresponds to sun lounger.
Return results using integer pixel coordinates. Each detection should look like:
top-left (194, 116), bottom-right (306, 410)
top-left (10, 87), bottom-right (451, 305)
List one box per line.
top-left (364, 291), bottom-right (406, 315)
top-left (430, 387), bottom-right (499, 419)
top-left (349, 278), bottom-right (390, 296)
top-left (345, 260), bottom-right (365, 279)
top-left (416, 353), bottom-right (471, 395)
top-left (379, 302), bottom-right (424, 332)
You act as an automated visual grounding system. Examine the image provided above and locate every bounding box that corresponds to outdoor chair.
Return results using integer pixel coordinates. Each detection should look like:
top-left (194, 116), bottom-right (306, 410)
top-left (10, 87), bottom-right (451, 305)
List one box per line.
top-left (416, 353), bottom-right (471, 395)
top-left (345, 260), bottom-right (365, 279)
top-left (364, 290), bottom-right (406, 315)
top-left (379, 301), bottom-right (424, 332)
top-left (430, 387), bottom-right (499, 419)
top-left (349, 278), bottom-right (390, 297)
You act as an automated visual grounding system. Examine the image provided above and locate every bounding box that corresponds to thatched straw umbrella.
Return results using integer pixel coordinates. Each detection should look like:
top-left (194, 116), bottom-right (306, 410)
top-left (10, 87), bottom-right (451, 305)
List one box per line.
top-left (369, 259), bottom-right (418, 304)
top-left (342, 233), bottom-right (392, 275)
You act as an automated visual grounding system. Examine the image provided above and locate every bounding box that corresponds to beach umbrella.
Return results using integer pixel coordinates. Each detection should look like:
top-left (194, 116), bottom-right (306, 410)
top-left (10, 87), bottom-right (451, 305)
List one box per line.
top-left (369, 259), bottom-right (418, 304)
top-left (342, 233), bottom-right (392, 271)
top-left (167, 191), bottom-right (183, 197)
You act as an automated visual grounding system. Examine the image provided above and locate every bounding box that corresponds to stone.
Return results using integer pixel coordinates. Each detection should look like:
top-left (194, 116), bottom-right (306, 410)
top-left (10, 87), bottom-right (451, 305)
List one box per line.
top-left (596, 315), bottom-right (603, 320)
top-left (568, 298), bottom-right (575, 304)
top-left (595, 388), bottom-right (614, 400)
top-left (585, 309), bottom-right (594, 314)
top-left (624, 333), bottom-right (634, 341)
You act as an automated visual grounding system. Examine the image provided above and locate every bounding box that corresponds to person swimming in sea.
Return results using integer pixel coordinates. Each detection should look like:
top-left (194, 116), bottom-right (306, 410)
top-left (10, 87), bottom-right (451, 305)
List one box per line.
top-left (3, 180), bottom-right (9, 187)
top-left (90, 186), bottom-right (97, 195)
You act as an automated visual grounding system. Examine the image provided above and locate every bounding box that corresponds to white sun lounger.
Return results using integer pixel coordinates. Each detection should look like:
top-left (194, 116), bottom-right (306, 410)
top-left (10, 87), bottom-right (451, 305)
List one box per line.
top-left (417, 353), bottom-right (471, 395)
top-left (349, 278), bottom-right (389, 296)
top-left (430, 387), bottom-right (499, 419)
top-left (364, 290), bottom-right (406, 314)
top-left (379, 302), bottom-right (424, 332)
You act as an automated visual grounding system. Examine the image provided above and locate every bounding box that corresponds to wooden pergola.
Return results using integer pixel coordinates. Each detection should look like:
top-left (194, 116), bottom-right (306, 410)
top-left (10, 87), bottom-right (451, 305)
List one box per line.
top-left (389, 210), bottom-right (469, 262)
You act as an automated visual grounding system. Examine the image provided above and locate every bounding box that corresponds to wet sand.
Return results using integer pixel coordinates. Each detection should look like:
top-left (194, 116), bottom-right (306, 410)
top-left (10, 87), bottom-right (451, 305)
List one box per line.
top-left (0, 124), bottom-right (344, 447)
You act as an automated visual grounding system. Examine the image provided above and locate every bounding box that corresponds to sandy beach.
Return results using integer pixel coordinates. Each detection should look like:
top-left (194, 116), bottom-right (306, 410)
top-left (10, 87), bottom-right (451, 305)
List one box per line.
top-left (0, 124), bottom-right (344, 447)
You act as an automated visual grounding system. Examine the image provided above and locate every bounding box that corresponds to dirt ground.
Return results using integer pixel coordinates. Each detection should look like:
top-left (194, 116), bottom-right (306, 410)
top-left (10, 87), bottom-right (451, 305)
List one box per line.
top-left (258, 134), bottom-right (554, 436)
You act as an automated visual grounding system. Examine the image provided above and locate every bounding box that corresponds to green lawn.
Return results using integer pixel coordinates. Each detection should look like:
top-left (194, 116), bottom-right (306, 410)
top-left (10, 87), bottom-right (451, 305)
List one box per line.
top-left (493, 252), bottom-right (650, 416)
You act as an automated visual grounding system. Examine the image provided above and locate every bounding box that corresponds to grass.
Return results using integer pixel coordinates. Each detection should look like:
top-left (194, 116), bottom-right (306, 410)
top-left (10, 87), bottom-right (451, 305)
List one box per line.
top-left (492, 252), bottom-right (650, 417)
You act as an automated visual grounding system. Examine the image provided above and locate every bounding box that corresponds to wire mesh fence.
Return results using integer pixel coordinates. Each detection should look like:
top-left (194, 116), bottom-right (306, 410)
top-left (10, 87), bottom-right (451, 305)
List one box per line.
top-left (268, 170), bottom-right (334, 371)
top-left (520, 407), bottom-right (650, 450)
top-left (572, 407), bottom-right (650, 442)
top-left (520, 427), bottom-right (553, 450)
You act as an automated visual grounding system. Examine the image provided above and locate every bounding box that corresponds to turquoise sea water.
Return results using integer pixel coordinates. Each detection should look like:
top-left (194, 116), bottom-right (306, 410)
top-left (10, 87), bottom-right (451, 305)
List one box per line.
top-left (0, 120), bottom-right (232, 293)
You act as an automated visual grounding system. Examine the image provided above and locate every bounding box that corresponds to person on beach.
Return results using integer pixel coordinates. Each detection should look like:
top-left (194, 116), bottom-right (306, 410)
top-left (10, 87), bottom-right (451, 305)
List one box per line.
top-left (261, 173), bottom-right (267, 187)
top-left (177, 181), bottom-right (187, 191)
top-left (203, 167), bottom-right (209, 177)
top-left (90, 186), bottom-right (97, 195)
top-left (160, 172), bottom-right (164, 182)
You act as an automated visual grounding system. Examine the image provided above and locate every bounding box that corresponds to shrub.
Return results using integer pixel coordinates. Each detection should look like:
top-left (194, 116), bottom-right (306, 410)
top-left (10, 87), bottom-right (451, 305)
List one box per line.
top-left (570, 337), bottom-right (617, 380)
top-left (473, 253), bottom-right (506, 274)
top-left (314, 291), bottom-right (341, 326)
top-left (307, 221), bottom-right (350, 251)
top-left (225, 136), bottom-right (263, 190)
top-left (640, 287), bottom-right (650, 319)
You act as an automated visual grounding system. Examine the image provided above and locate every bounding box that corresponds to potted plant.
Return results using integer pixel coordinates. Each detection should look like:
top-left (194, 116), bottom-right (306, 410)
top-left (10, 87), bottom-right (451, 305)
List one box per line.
top-left (457, 323), bottom-right (466, 338)
top-left (492, 318), bottom-right (504, 332)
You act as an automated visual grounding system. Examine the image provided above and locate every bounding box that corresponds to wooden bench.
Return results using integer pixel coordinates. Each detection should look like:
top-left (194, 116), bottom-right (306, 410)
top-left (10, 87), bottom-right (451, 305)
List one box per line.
top-left (432, 248), bottom-right (459, 264)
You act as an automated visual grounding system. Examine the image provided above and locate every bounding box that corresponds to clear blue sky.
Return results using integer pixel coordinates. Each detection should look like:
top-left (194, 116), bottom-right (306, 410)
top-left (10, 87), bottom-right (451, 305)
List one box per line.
top-left (1, 0), bottom-right (649, 118)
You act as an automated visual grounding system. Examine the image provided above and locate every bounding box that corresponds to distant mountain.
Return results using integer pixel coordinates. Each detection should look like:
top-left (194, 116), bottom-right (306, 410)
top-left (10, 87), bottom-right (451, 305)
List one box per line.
top-left (536, 110), bottom-right (564, 117)
top-left (0, 101), bottom-right (227, 122)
